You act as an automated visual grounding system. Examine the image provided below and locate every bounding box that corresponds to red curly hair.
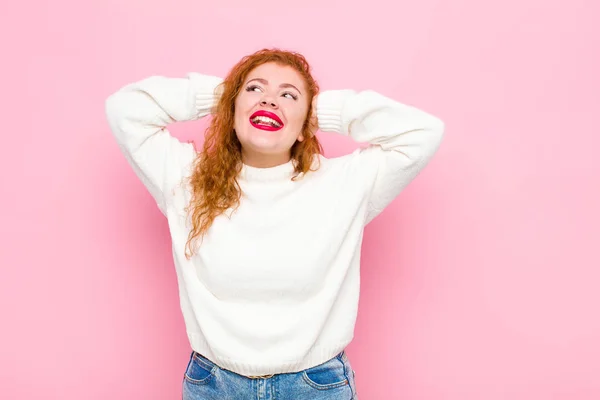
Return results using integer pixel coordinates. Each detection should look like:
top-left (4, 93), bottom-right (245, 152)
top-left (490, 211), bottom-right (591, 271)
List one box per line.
top-left (184, 48), bottom-right (323, 258)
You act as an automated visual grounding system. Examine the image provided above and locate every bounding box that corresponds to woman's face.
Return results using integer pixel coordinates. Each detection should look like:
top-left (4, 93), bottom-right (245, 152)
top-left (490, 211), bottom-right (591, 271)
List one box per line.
top-left (234, 62), bottom-right (310, 167)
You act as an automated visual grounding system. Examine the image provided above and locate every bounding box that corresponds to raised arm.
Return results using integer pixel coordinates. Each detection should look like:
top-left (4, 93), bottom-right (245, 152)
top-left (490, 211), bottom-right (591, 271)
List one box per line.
top-left (104, 73), bottom-right (223, 214)
top-left (315, 89), bottom-right (445, 225)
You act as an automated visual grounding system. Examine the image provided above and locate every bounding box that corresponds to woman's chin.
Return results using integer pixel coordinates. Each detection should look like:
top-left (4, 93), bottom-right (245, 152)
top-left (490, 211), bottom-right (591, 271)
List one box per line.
top-left (243, 138), bottom-right (281, 153)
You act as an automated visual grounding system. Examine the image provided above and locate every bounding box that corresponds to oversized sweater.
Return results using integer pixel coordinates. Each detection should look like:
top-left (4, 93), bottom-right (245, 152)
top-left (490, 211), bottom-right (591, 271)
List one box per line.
top-left (104, 72), bottom-right (444, 376)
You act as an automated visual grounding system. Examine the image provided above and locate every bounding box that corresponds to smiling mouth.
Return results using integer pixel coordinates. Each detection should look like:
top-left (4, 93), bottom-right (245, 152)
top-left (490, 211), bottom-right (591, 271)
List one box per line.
top-left (249, 111), bottom-right (284, 131)
top-left (251, 115), bottom-right (282, 127)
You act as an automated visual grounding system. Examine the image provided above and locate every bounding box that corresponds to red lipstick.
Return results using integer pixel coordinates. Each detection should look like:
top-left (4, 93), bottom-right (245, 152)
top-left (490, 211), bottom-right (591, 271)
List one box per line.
top-left (249, 110), bottom-right (284, 131)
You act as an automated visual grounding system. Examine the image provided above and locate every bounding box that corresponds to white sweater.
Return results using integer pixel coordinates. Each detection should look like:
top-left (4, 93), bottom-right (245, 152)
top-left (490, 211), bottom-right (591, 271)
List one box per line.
top-left (105, 72), bottom-right (444, 376)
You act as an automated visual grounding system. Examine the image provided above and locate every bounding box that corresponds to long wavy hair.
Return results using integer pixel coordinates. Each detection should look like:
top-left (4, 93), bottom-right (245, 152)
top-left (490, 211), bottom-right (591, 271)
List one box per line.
top-left (184, 48), bottom-right (323, 258)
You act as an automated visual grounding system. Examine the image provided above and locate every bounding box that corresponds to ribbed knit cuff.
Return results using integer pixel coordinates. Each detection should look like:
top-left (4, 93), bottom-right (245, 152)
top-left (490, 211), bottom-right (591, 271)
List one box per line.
top-left (316, 89), bottom-right (355, 135)
top-left (187, 72), bottom-right (224, 120)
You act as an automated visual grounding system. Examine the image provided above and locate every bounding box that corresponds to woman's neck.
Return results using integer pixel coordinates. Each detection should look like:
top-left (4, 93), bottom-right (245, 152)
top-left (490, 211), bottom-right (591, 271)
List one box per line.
top-left (241, 150), bottom-right (292, 169)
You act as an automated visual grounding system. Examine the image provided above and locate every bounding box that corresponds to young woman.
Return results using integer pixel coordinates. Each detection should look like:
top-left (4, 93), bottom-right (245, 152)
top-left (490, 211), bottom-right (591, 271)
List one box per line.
top-left (105, 48), bottom-right (444, 400)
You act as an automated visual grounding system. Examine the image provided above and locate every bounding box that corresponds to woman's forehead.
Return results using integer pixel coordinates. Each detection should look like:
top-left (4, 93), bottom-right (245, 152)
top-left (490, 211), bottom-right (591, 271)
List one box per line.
top-left (246, 63), bottom-right (305, 88)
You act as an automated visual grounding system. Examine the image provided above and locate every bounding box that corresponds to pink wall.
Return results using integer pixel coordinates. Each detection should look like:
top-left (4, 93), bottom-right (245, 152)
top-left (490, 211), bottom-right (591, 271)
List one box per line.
top-left (1, 0), bottom-right (599, 398)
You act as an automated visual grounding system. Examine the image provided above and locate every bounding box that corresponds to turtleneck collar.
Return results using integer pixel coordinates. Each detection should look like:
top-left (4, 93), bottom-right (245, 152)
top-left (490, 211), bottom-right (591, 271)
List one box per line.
top-left (238, 158), bottom-right (298, 182)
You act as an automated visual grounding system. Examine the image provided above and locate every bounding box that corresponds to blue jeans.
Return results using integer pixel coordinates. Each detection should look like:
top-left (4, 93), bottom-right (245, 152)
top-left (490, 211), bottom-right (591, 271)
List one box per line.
top-left (182, 350), bottom-right (358, 399)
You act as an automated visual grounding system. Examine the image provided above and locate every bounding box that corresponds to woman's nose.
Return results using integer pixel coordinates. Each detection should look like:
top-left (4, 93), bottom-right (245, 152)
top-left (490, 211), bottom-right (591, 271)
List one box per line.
top-left (260, 98), bottom-right (278, 109)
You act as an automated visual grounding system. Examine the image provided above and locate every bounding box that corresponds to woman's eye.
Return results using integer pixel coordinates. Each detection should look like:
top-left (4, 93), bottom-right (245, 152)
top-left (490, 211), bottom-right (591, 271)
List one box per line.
top-left (282, 92), bottom-right (298, 100)
top-left (246, 85), bottom-right (262, 92)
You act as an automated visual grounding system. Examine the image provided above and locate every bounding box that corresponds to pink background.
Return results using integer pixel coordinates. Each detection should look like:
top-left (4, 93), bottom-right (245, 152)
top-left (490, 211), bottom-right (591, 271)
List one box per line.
top-left (1, 0), bottom-right (599, 398)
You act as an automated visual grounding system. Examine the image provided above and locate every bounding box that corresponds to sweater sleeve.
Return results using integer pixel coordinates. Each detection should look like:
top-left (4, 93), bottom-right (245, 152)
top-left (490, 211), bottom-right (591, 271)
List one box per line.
top-left (316, 89), bottom-right (445, 225)
top-left (104, 72), bottom-right (223, 215)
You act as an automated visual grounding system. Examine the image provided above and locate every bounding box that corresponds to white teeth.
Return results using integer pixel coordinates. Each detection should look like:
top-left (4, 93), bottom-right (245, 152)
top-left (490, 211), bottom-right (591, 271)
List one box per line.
top-left (251, 115), bottom-right (282, 127)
